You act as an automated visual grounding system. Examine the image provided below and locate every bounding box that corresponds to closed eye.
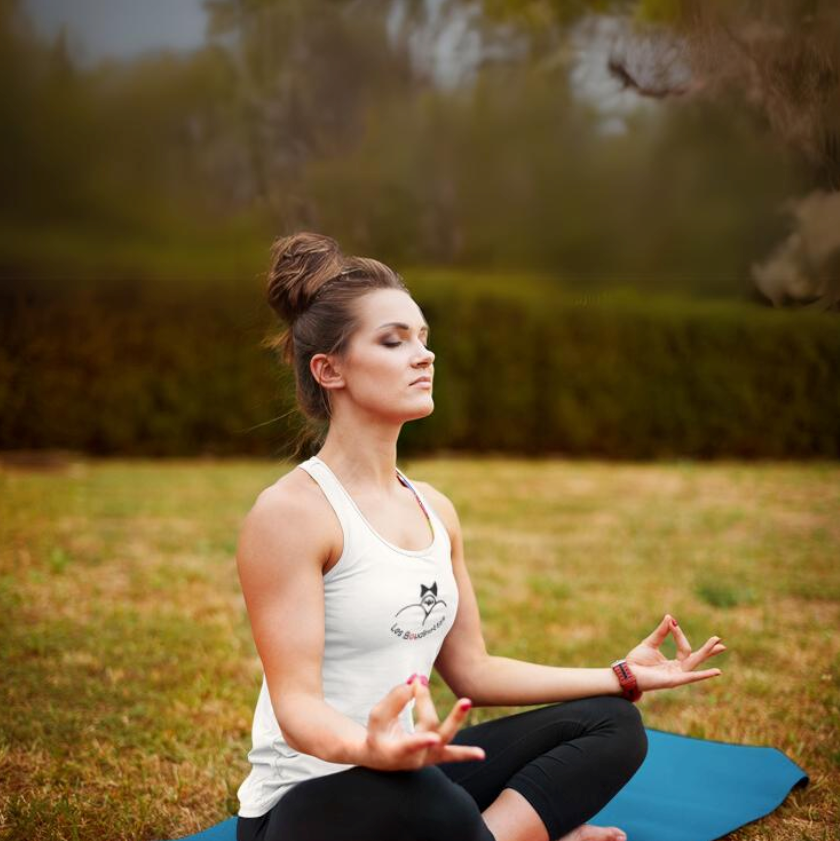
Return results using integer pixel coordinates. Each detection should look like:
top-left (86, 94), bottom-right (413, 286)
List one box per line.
top-left (383, 341), bottom-right (431, 349)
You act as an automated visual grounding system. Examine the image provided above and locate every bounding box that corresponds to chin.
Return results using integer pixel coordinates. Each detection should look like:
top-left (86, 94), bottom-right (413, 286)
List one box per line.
top-left (405, 397), bottom-right (434, 421)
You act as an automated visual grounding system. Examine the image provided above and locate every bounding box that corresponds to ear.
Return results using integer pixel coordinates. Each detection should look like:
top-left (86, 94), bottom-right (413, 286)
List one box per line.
top-left (310, 352), bottom-right (345, 390)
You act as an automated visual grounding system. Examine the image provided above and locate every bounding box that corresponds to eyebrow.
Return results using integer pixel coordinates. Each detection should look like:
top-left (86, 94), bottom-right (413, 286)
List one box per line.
top-left (377, 321), bottom-right (429, 333)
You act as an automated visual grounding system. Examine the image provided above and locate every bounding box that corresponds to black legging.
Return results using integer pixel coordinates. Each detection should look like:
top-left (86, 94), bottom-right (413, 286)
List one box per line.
top-left (237, 695), bottom-right (648, 841)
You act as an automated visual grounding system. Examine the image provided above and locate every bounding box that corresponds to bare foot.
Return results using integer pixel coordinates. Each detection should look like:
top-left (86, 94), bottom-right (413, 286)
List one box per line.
top-left (558, 823), bottom-right (627, 841)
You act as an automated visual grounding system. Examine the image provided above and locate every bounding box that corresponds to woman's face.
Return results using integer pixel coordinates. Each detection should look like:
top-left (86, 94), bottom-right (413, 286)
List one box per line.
top-left (324, 288), bottom-right (435, 422)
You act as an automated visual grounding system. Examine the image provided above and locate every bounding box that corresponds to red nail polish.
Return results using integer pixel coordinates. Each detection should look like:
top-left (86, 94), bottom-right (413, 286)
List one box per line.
top-left (419, 675), bottom-right (429, 686)
top-left (406, 673), bottom-right (418, 684)
top-left (459, 699), bottom-right (472, 711)
top-left (672, 619), bottom-right (678, 627)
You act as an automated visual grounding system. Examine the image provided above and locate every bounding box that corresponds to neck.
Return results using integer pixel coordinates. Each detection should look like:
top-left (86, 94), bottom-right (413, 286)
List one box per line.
top-left (315, 422), bottom-right (402, 495)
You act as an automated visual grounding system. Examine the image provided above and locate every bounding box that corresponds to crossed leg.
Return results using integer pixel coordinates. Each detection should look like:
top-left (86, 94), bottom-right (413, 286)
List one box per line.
top-left (437, 695), bottom-right (649, 841)
top-left (236, 695), bottom-right (647, 841)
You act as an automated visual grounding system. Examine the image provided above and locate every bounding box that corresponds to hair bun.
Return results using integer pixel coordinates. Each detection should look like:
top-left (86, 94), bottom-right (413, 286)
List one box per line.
top-left (267, 232), bottom-right (345, 323)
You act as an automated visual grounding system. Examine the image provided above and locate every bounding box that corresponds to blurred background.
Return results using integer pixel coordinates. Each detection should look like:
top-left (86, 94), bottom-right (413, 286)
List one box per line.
top-left (1, 0), bottom-right (839, 459)
top-left (2, 5), bottom-right (839, 841)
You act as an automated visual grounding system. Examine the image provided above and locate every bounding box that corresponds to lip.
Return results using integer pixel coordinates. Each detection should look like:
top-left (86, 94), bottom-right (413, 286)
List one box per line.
top-left (411, 376), bottom-right (433, 386)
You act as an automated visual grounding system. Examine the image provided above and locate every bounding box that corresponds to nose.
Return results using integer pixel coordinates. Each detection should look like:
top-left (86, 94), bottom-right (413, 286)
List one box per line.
top-left (416, 346), bottom-right (434, 366)
top-left (412, 339), bottom-right (434, 363)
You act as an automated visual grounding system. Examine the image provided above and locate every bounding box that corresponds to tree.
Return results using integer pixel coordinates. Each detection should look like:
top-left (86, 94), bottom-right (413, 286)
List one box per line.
top-left (479, 0), bottom-right (840, 308)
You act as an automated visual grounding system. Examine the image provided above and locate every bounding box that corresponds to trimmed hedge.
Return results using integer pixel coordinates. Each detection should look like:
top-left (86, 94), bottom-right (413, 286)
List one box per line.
top-left (1, 280), bottom-right (837, 459)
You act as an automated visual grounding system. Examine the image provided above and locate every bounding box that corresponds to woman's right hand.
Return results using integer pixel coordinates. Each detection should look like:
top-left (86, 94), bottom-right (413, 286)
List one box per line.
top-left (361, 675), bottom-right (486, 771)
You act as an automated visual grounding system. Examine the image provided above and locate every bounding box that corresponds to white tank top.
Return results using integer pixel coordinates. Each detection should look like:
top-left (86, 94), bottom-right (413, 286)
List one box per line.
top-left (236, 455), bottom-right (460, 818)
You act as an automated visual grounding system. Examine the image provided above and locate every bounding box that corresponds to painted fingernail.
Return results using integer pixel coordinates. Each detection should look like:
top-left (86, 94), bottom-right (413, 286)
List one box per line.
top-left (671, 619), bottom-right (678, 627)
top-left (406, 673), bottom-right (418, 684)
top-left (418, 675), bottom-right (429, 686)
top-left (459, 699), bottom-right (472, 711)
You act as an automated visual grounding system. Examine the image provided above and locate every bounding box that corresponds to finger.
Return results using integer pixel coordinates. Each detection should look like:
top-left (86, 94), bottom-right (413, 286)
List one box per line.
top-left (684, 636), bottom-right (723, 671)
top-left (669, 619), bottom-right (693, 661)
top-left (411, 679), bottom-right (441, 732)
top-left (436, 697), bottom-right (474, 743)
top-left (644, 614), bottom-right (673, 648)
top-left (434, 743), bottom-right (486, 763)
top-left (675, 667), bottom-right (722, 685)
top-left (368, 682), bottom-right (415, 733)
top-left (402, 731), bottom-right (443, 753)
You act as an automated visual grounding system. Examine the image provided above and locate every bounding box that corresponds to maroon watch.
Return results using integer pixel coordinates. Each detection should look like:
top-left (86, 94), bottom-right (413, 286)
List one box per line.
top-left (611, 659), bottom-right (643, 702)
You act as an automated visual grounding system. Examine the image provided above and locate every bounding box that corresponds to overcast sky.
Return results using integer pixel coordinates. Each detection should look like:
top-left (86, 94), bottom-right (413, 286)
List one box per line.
top-left (21, 0), bottom-right (639, 127)
top-left (24, 0), bottom-right (208, 63)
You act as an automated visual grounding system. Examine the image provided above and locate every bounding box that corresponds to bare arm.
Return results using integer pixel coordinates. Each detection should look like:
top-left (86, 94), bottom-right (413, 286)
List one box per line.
top-left (236, 486), bottom-right (370, 765)
top-left (421, 483), bottom-right (624, 706)
top-left (423, 483), bottom-right (725, 705)
top-left (455, 658), bottom-right (623, 706)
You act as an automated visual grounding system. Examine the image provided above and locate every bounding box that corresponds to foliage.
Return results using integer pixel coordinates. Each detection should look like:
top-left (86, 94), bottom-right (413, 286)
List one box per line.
top-left (0, 0), bottom-right (815, 302)
top-left (2, 277), bottom-right (837, 459)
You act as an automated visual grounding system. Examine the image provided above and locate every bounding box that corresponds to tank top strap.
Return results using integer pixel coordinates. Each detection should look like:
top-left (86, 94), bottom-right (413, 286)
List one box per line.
top-left (297, 456), bottom-right (361, 554)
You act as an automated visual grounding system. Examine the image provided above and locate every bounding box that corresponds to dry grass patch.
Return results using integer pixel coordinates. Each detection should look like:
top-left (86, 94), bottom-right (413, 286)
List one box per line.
top-left (1, 457), bottom-right (838, 840)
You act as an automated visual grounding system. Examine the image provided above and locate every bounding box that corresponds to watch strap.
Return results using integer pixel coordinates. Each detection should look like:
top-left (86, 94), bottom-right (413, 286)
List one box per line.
top-left (611, 658), bottom-right (643, 702)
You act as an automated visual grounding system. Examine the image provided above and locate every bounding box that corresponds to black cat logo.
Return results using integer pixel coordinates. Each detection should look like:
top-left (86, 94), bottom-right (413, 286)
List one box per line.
top-left (395, 582), bottom-right (447, 626)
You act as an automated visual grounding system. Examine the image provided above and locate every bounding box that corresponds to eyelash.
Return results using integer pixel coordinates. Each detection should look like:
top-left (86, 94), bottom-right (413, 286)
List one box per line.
top-left (383, 341), bottom-right (431, 349)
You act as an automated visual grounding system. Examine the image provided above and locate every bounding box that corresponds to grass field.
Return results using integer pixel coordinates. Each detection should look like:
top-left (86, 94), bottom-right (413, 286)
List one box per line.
top-left (1, 456), bottom-right (838, 841)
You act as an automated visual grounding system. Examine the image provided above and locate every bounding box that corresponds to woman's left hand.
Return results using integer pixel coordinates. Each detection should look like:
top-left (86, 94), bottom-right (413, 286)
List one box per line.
top-left (624, 614), bottom-right (727, 692)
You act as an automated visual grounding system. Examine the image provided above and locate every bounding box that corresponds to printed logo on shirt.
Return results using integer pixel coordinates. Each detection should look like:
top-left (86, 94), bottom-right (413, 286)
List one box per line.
top-left (391, 582), bottom-right (448, 640)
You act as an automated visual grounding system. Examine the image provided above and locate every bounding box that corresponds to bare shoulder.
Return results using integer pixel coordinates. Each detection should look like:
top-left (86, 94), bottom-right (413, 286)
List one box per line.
top-left (250, 464), bottom-right (325, 521)
top-left (412, 479), bottom-right (461, 540)
top-left (238, 465), bottom-right (342, 573)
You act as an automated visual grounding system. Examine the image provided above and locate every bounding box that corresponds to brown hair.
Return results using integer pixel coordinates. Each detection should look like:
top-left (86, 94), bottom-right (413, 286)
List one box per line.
top-left (263, 232), bottom-right (409, 455)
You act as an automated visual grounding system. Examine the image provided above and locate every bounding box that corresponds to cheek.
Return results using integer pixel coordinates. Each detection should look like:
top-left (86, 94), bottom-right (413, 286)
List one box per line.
top-left (351, 348), bottom-right (405, 389)
top-left (377, 347), bottom-right (410, 374)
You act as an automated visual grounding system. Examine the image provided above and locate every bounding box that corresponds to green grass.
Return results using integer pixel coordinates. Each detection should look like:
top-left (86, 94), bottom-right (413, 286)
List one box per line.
top-left (1, 456), bottom-right (838, 840)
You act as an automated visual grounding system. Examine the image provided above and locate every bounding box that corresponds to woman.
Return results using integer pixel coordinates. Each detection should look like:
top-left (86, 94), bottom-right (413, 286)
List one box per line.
top-left (235, 232), bottom-right (727, 841)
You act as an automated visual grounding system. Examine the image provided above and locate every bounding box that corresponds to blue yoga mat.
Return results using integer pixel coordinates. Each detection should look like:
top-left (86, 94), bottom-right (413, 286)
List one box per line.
top-left (159, 727), bottom-right (809, 841)
top-left (588, 727), bottom-right (809, 841)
